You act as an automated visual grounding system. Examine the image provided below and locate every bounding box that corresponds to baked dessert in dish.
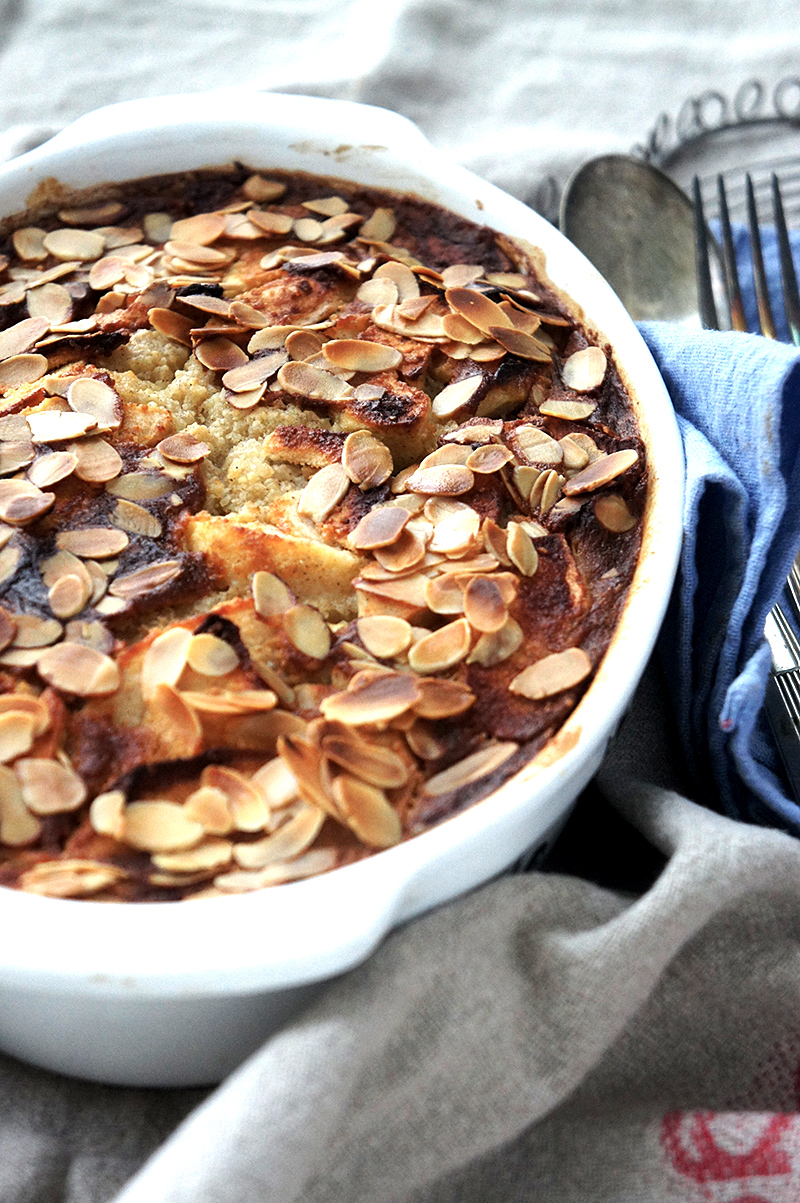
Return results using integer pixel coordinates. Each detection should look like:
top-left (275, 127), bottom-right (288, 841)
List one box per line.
top-left (0, 166), bottom-right (646, 901)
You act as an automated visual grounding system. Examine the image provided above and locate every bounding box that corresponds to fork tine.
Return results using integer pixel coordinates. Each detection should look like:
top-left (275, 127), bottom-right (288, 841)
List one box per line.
top-left (716, 175), bottom-right (748, 332)
top-left (772, 173), bottom-right (800, 347)
top-left (692, 176), bottom-right (719, 330)
top-left (746, 172), bottom-right (777, 339)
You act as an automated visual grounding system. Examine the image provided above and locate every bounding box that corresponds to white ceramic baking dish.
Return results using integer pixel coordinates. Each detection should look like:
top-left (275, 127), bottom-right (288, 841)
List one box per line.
top-left (0, 90), bottom-right (683, 1087)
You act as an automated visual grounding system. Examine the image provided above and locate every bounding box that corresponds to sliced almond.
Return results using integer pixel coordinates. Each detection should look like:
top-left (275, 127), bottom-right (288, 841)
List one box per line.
top-left (562, 346), bottom-right (606, 392)
top-left (540, 397), bottom-right (597, 420)
top-left (359, 208), bottom-right (397, 243)
top-left (283, 605), bottom-right (331, 660)
top-left (221, 349), bottom-right (287, 392)
top-left (488, 326), bottom-right (550, 361)
top-left (0, 764), bottom-right (42, 844)
top-left (506, 523), bottom-right (539, 576)
top-left (0, 606), bottom-right (16, 652)
top-left (466, 443), bottom-right (514, 473)
top-left (509, 647), bottom-right (592, 699)
top-left (165, 240), bottom-right (230, 265)
top-left (351, 506), bottom-right (410, 551)
top-left (179, 690), bottom-right (277, 715)
top-left (185, 632), bottom-right (239, 677)
top-left (183, 785), bottom-right (234, 836)
top-left (232, 805), bottom-right (324, 869)
top-left (106, 472), bottom-right (175, 502)
top-left (0, 317), bottom-right (50, 362)
top-left (213, 848), bottom-right (337, 892)
top-left (594, 494), bottom-right (637, 532)
top-left (431, 375), bottom-right (483, 419)
top-left (27, 410), bottom-right (98, 443)
top-left (0, 479), bottom-right (55, 525)
top-left (11, 614), bottom-right (63, 649)
top-left (152, 835), bottom-right (233, 874)
top-left (201, 765), bottom-right (270, 833)
top-left (19, 859), bottom-right (126, 898)
top-left (514, 425), bottom-right (562, 466)
top-left (253, 571), bottom-right (293, 618)
top-left (413, 677), bottom-right (475, 719)
top-left (323, 339), bottom-right (402, 373)
top-left (36, 641), bottom-right (119, 696)
top-left (123, 800), bottom-right (205, 852)
top-left (320, 672), bottom-right (420, 726)
top-left (26, 450), bottom-right (77, 488)
top-left (67, 377), bottom-right (123, 430)
top-left (48, 573), bottom-right (90, 619)
top-left (285, 330), bottom-right (325, 361)
top-left (372, 527), bottom-right (427, 573)
top-left (298, 463), bottom-right (350, 524)
top-left (56, 527), bottom-right (129, 558)
top-left (467, 616), bottom-right (524, 666)
top-left (147, 683), bottom-right (202, 756)
top-left (559, 435), bottom-right (590, 471)
top-left (243, 176), bottom-right (287, 203)
top-left (73, 437), bottom-right (123, 483)
top-left (428, 503), bottom-right (481, 556)
top-left (330, 774), bottom-right (401, 848)
top-left (405, 464), bottom-right (474, 496)
top-left (16, 756), bottom-right (87, 814)
top-left (247, 209), bottom-right (294, 235)
top-left (0, 712), bottom-right (36, 763)
top-left (463, 575), bottom-right (508, 632)
top-left (562, 449), bottom-right (638, 496)
top-left (0, 442), bottom-right (35, 475)
top-left (111, 498), bottom-right (162, 537)
top-left (88, 789), bottom-right (127, 838)
top-left (88, 256), bottom-right (127, 290)
top-left (42, 228), bottom-right (104, 262)
top-left (64, 616), bottom-right (112, 652)
top-left (407, 618), bottom-right (471, 673)
top-left (445, 287), bottom-right (513, 335)
top-left (149, 307), bottom-right (194, 345)
top-left (424, 741), bottom-right (518, 796)
top-left (342, 430), bottom-right (393, 490)
top-left (0, 353), bottom-right (48, 388)
top-left (108, 559), bottom-right (182, 600)
top-left (277, 360), bottom-right (354, 403)
top-left (12, 227), bottom-right (48, 261)
top-left (356, 615), bottom-right (412, 659)
top-left (356, 277), bottom-right (398, 307)
top-left (251, 758), bottom-right (300, 810)
top-left (27, 283), bottom-right (73, 326)
top-left (539, 469), bottom-right (562, 513)
top-left (194, 336), bottom-right (249, 373)
top-left (169, 212), bottom-right (225, 245)
top-left (0, 545), bottom-right (21, 587)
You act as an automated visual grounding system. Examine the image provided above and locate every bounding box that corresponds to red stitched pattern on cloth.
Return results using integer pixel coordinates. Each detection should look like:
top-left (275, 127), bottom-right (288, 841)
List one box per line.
top-left (660, 1113), bottom-right (798, 1201)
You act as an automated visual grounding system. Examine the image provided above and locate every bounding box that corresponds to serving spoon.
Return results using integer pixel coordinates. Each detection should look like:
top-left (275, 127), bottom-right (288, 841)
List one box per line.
top-left (559, 153), bottom-right (718, 324)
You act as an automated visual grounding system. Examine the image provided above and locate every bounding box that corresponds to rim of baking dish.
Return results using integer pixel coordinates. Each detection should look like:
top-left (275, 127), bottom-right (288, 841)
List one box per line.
top-left (0, 92), bottom-right (683, 996)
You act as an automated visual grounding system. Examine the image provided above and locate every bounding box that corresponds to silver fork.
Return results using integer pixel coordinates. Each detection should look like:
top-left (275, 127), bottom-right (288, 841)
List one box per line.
top-left (694, 173), bottom-right (800, 796)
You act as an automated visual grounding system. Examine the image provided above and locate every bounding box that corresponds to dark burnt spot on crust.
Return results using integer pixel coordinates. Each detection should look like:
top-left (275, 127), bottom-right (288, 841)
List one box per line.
top-left (267, 425), bottom-right (345, 465)
top-left (346, 373), bottom-right (430, 432)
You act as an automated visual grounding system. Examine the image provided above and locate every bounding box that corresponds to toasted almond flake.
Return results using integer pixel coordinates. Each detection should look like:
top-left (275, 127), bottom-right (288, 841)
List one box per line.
top-left (19, 858), bottom-right (126, 897)
top-left (468, 616), bottom-right (524, 666)
top-left (0, 647), bottom-right (47, 668)
top-left (56, 526), bottom-right (129, 559)
top-left (356, 615), bottom-right (412, 659)
top-left (445, 287), bottom-right (513, 335)
top-left (466, 443), bottom-right (514, 474)
top-left (320, 671), bottom-right (420, 726)
top-left (39, 548), bottom-right (92, 590)
top-left (123, 800), bottom-right (205, 852)
top-left (147, 684), bottom-right (202, 756)
top-left (12, 614), bottom-right (63, 649)
top-left (428, 504), bottom-right (481, 557)
top-left (105, 472), bottom-right (174, 500)
top-left (169, 212), bottom-right (225, 245)
top-left (0, 442), bottom-right (35, 475)
top-left (341, 430), bottom-right (393, 490)
top-left (463, 575), bottom-right (508, 632)
top-left (372, 262), bottom-right (418, 304)
top-left (0, 544), bottom-right (20, 587)
top-left (58, 202), bottom-right (125, 226)
top-left (322, 338), bottom-right (401, 373)
top-left (298, 463), bottom-right (350, 524)
top-left (149, 307), bottom-right (194, 345)
top-left (539, 469), bottom-right (562, 512)
top-left (372, 527), bottom-right (427, 573)
top-left (0, 606), bottom-right (16, 652)
top-left (251, 758), bottom-right (299, 810)
top-left (110, 498), bottom-right (162, 538)
top-left (221, 349), bottom-right (287, 392)
top-left (0, 479), bottom-right (55, 525)
top-left (0, 353), bottom-right (48, 388)
top-left (150, 835), bottom-right (232, 874)
top-left (559, 435), bottom-right (590, 471)
top-left (224, 214), bottom-right (262, 239)
top-left (540, 397), bottom-right (597, 420)
top-left (202, 765), bottom-right (270, 833)
top-left (285, 330), bottom-right (325, 360)
top-left (277, 735), bottom-right (337, 815)
top-left (277, 359), bottom-right (354, 403)
top-left (405, 721), bottom-right (446, 760)
top-left (408, 618), bottom-right (471, 674)
top-left (506, 523), bottom-right (539, 576)
top-left (95, 290), bottom-right (126, 314)
top-left (328, 773), bottom-right (400, 848)
top-left (0, 317), bottom-right (50, 362)
top-left (283, 604), bottom-right (331, 660)
top-left (164, 240), bottom-right (229, 266)
top-left (562, 346), bottom-right (607, 392)
top-left (0, 415), bottom-right (31, 440)
top-left (27, 410), bottom-right (98, 444)
top-left (351, 506), bottom-right (409, 551)
top-left (15, 756), bottom-right (86, 814)
top-left (244, 175), bottom-right (287, 202)
top-left (214, 848), bottom-right (337, 892)
top-left (424, 741), bottom-right (518, 796)
top-left (421, 445), bottom-right (473, 470)
top-left (355, 573), bottom-right (429, 611)
top-left (431, 375), bottom-right (482, 419)
top-left (48, 573), bottom-right (90, 619)
top-left (0, 281), bottom-right (26, 306)
top-left (88, 255), bottom-right (127, 290)
top-left (441, 312), bottom-right (485, 345)
top-left (290, 217), bottom-right (321, 242)
top-left (562, 449), bottom-right (638, 495)
top-left (229, 301), bottom-right (270, 328)
top-left (359, 208), bottom-right (397, 243)
top-left (253, 571), bottom-right (293, 618)
top-left (514, 425), bottom-right (563, 466)
top-left (413, 677), bottom-right (475, 719)
top-left (185, 632), bottom-right (239, 677)
top-left (302, 195), bottom-right (349, 217)
top-left (36, 641), bottom-right (119, 695)
top-left (247, 325), bottom-right (301, 352)
top-left (26, 450), bottom-right (77, 488)
top-left (470, 342), bottom-right (506, 362)
top-left (0, 712), bottom-right (36, 763)
top-left (13, 227), bottom-right (47, 261)
top-left (594, 493), bottom-right (637, 532)
top-left (179, 689), bottom-right (277, 715)
top-left (441, 264), bottom-right (484, 289)
top-left (155, 433), bottom-right (208, 465)
top-left (356, 277), bottom-right (398, 307)
top-left (183, 785), bottom-right (234, 836)
top-left (232, 805), bottom-right (324, 869)
top-left (194, 336), bottom-right (248, 373)
top-left (108, 559), bottom-right (182, 600)
top-left (0, 764), bottom-right (42, 844)
top-left (405, 464), bottom-right (474, 496)
top-left (138, 626), bottom-right (192, 702)
top-left (64, 616), bottom-right (112, 651)
top-left (42, 228), bottom-right (104, 262)
top-left (510, 647), bottom-right (592, 700)
top-left (140, 212), bottom-right (171, 242)
top-left (73, 437), bottom-right (123, 483)
top-left (425, 573), bottom-right (465, 615)
top-left (479, 519), bottom-right (509, 568)
top-left (247, 209), bottom-right (294, 235)
top-left (487, 325), bottom-right (550, 361)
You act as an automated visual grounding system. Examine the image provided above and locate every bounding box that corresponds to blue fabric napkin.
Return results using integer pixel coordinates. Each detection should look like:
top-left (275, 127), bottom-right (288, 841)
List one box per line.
top-left (637, 226), bottom-right (800, 830)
